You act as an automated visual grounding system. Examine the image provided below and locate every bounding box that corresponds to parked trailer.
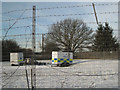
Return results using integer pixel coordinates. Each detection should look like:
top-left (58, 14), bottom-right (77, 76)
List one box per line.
top-left (10, 52), bottom-right (24, 66)
top-left (52, 51), bottom-right (73, 66)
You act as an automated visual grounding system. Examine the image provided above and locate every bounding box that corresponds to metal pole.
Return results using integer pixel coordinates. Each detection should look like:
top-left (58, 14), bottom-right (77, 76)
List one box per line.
top-left (25, 68), bottom-right (30, 90)
top-left (42, 34), bottom-right (45, 59)
top-left (92, 3), bottom-right (99, 25)
top-left (31, 6), bottom-right (36, 90)
top-left (42, 34), bottom-right (44, 52)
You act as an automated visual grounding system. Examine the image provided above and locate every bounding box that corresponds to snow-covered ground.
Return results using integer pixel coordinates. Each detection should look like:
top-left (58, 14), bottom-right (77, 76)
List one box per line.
top-left (1, 59), bottom-right (118, 88)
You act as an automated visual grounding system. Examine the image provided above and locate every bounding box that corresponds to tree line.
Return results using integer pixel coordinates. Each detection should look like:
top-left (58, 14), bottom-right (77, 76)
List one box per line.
top-left (2, 18), bottom-right (119, 61)
top-left (1, 40), bottom-right (33, 61)
top-left (44, 18), bottom-right (119, 53)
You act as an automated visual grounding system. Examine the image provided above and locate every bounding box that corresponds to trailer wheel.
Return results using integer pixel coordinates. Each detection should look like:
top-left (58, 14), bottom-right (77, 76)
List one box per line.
top-left (60, 62), bottom-right (70, 67)
top-left (57, 64), bottom-right (60, 67)
top-left (19, 63), bottom-right (23, 66)
top-left (11, 64), bottom-right (17, 66)
top-left (11, 64), bottom-right (14, 66)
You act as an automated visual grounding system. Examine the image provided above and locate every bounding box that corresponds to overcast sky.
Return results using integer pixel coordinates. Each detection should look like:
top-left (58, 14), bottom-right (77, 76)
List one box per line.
top-left (2, 2), bottom-right (119, 51)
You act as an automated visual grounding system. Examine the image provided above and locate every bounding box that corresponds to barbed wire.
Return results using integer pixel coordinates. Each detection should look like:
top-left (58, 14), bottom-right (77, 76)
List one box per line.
top-left (35, 63), bottom-right (118, 77)
top-left (2, 10), bottom-right (26, 41)
top-left (3, 3), bottom-right (118, 14)
top-left (24, 26), bottom-right (32, 49)
top-left (1, 29), bottom-right (119, 39)
top-left (36, 21), bottom-right (119, 27)
top-left (1, 33), bottom-right (51, 37)
top-left (2, 66), bottom-right (21, 88)
top-left (2, 3), bottom-right (119, 88)
top-left (2, 63), bottom-right (117, 88)
top-left (1, 25), bottom-right (32, 31)
top-left (36, 3), bottom-right (118, 10)
top-left (1, 21), bottom-right (119, 31)
top-left (2, 12), bottom-right (119, 22)
top-left (1, 72), bottom-right (118, 77)
top-left (3, 9), bottom-right (32, 14)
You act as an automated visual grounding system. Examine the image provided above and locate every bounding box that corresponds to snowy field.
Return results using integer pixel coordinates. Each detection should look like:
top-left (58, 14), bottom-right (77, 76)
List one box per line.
top-left (1, 59), bottom-right (118, 88)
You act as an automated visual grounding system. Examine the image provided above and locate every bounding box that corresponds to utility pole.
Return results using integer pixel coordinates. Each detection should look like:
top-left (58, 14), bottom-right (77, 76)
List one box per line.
top-left (31, 6), bottom-right (36, 90)
top-left (92, 3), bottom-right (99, 25)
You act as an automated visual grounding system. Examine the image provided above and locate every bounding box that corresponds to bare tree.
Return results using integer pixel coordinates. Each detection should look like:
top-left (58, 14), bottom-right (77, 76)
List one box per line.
top-left (46, 18), bottom-right (94, 52)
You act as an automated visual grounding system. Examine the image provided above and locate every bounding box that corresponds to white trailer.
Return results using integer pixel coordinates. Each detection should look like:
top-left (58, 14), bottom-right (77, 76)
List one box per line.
top-left (52, 51), bottom-right (73, 66)
top-left (10, 52), bottom-right (24, 66)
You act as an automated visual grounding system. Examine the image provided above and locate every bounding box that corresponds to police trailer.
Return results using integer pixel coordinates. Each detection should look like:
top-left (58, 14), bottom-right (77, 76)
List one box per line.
top-left (52, 51), bottom-right (73, 66)
top-left (10, 52), bottom-right (24, 66)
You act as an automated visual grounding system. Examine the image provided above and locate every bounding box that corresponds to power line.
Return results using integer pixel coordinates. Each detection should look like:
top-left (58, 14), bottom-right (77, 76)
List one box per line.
top-left (3, 12), bottom-right (119, 22)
